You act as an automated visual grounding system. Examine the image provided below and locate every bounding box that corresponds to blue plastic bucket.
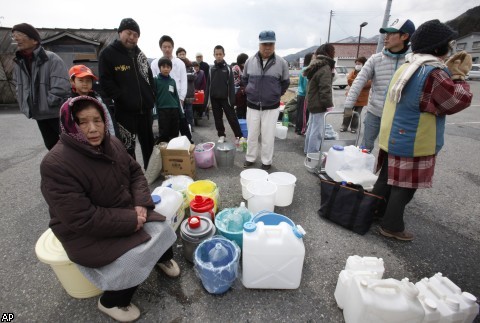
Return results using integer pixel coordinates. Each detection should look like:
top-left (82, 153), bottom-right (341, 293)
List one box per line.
top-left (215, 208), bottom-right (253, 249)
top-left (252, 211), bottom-right (295, 227)
top-left (238, 119), bottom-right (248, 138)
top-left (194, 236), bottom-right (240, 294)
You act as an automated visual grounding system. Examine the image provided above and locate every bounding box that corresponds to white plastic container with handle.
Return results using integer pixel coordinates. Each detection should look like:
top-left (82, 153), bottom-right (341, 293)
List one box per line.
top-left (242, 221), bottom-right (306, 289)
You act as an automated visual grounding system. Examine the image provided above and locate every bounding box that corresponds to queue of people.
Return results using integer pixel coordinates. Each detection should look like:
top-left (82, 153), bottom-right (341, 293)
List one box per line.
top-left (11, 16), bottom-right (473, 322)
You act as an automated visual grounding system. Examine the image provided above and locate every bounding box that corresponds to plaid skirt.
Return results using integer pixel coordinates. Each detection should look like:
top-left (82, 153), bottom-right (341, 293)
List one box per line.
top-left (77, 222), bottom-right (177, 291)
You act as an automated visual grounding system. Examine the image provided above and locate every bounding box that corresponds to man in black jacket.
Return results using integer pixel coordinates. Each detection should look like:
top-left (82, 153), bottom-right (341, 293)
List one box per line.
top-left (207, 45), bottom-right (242, 143)
top-left (99, 18), bottom-right (155, 169)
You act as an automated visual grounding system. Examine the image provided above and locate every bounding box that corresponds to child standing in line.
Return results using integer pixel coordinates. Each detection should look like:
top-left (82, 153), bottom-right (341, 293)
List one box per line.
top-left (207, 45), bottom-right (243, 143)
top-left (69, 65), bottom-right (116, 136)
top-left (154, 57), bottom-right (184, 142)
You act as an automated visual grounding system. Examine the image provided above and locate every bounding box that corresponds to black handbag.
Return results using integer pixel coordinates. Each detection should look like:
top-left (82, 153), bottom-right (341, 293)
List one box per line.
top-left (318, 179), bottom-right (385, 235)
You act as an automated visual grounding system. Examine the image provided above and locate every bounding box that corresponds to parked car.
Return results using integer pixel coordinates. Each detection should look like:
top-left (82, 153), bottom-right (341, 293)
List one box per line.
top-left (333, 66), bottom-right (348, 89)
top-left (466, 64), bottom-right (480, 80)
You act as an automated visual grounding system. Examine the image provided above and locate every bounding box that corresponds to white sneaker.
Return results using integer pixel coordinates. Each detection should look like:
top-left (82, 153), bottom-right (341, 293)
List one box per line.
top-left (98, 299), bottom-right (141, 322)
top-left (218, 136), bottom-right (225, 143)
top-left (157, 259), bottom-right (181, 277)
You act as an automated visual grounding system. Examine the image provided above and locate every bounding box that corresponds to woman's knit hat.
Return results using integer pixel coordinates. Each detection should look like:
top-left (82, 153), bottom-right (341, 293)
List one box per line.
top-left (12, 23), bottom-right (41, 43)
top-left (118, 18), bottom-right (140, 36)
top-left (411, 19), bottom-right (457, 53)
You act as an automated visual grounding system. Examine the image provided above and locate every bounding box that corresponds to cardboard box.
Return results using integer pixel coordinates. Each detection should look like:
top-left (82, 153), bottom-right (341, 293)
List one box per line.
top-left (161, 144), bottom-right (196, 178)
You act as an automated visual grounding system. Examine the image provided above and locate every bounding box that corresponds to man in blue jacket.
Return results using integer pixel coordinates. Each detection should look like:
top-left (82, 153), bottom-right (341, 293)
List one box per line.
top-left (242, 30), bottom-right (290, 170)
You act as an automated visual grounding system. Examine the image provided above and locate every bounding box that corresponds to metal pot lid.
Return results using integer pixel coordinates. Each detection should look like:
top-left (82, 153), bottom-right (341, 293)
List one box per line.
top-left (180, 216), bottom-right (214, 238)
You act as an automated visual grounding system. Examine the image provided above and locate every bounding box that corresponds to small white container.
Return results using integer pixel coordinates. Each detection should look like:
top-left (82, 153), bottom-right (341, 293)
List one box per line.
top-left (343, 277), bottom-right (424, 323)
top-left (416, 273), bottom-right (479, 323)
top-left (267, 172), bottom-right (296, 207)
top-left (240, 168), bottom-right (268, 200)
top-left (345, 255), bottom-right (385, 278)
top-left (325, 145), bottom-right (345, 181)
top-left (275, 124), bottom-right (288, 139)
top-left (151, 186), bottom-right (184, 225)
top-left (242, 221), bottom-right (306, 289)
top-left (334, 269), bottom-right (379, 309)
top-left (245, 180), bottom-right (277, 214)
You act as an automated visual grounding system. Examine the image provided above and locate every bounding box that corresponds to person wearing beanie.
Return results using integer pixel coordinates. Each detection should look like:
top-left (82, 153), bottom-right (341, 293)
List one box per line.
top-left (98, 17), bottom-right (157, 172)
top-left (344, 18), bottom-right (415, 152)
top-left (372, 20), bottom-right (473, 241)
top-left (117, 18), bottom-right (140, 36)
top-left (232, 53), bottom-right (249, 119)
top-left (154, 57), bottom-right (184, 142)
top-left (11, 23), bottom-right (70, 150)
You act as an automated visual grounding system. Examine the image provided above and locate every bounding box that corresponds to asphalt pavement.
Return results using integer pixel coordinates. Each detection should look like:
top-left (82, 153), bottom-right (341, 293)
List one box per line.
top-left (1, 81), bottom-right (479, 322)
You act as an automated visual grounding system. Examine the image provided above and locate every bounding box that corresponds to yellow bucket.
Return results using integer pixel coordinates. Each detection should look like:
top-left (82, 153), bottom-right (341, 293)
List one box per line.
top-left (187, 180), bottom-right (219, 212)
top-left (35, 229), bottom-right (102, 299)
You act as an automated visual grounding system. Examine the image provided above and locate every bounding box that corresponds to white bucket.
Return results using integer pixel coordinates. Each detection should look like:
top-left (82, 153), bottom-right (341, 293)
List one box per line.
top-left (245, 180), bottom-right (277, 214)
top-left (304, 152), bottom-right (320, 173)
top-left (275, 124), bottom-right (288, 139)
top-left (267, 172), bottom-right (296, 207)
top-left (240, 168), bottom-right (269, 200)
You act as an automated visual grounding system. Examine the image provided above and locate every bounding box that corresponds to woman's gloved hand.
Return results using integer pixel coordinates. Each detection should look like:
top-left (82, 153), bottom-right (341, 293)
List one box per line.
top-left (446, 51), bottom-right (473, 80)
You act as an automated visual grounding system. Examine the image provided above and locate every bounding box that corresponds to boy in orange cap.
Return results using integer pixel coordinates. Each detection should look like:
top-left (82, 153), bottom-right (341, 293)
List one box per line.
top-left (69, 65), bottom-right (117, 136)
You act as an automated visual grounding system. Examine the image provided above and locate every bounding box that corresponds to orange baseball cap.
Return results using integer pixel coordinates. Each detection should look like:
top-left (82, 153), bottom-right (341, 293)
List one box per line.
top-left (69, 65), bottom-right (98, 80)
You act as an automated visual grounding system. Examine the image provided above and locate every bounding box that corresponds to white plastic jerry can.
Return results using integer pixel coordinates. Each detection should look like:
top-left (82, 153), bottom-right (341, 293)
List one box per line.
top-left (343, 277), bottom-right (425, 323)
top-left (334, 269), bottom-right (380, 309)
top-left (344, 255), bottom-right (385, 278)
top-left (242, 221), bottom-right (306, 289)
top-left (417, 273), bottom-right (479, 323)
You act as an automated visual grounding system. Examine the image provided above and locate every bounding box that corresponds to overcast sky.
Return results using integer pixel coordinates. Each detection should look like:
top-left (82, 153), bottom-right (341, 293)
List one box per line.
top-left (2, 0), bottom-right (478, 64)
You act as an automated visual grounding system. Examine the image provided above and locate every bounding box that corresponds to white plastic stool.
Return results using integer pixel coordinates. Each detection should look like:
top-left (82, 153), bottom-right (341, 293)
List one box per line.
top-left (35, 228), bottom-right (102, 299)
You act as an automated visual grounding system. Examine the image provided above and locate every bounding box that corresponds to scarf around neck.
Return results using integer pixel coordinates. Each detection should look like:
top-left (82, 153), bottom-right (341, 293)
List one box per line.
top-left (389, 53), bottom-right (445, 103)
top-left (60, 96), bottom-right (108, 146)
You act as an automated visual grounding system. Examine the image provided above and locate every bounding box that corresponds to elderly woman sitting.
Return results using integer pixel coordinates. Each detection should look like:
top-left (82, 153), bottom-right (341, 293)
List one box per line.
top-left (40, 96), bottom-right (179, 322)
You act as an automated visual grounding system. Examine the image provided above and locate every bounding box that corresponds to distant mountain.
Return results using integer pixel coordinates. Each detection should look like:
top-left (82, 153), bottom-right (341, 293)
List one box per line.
top-left (283, 35), bottom-right (379, 64)
top-left (284, 6), bottom-right (480, 64)
top-left (446, 5), bottom-right (480, 37)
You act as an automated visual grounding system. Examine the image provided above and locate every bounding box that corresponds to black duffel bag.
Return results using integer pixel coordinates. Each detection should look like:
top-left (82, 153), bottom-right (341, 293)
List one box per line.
top-left (318, 179), bottom-right (385, 235)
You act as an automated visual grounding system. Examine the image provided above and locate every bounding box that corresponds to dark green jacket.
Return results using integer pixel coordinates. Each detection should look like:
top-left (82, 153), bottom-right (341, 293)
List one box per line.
top-left (304, 55), bottom-right (335, 113)
top-left (154, 75), bottom-right (183, 116)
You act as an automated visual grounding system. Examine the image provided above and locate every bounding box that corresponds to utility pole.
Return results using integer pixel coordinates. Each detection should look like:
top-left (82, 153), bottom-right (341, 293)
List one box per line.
top-left (327, 10), bottom-right (333, 43)
top-left (376, 0), bottom-right (393, 53)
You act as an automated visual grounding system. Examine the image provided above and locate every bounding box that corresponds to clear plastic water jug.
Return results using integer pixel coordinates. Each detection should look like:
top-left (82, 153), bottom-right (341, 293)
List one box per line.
top-left (343, 277), bottom-right (425, 323)
top-left (242, 221), bottom-right (306, 289)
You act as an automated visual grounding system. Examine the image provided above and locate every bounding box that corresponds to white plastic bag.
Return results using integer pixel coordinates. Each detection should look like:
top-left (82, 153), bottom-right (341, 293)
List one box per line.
top-left (144, 143), bottom-right (163, 185)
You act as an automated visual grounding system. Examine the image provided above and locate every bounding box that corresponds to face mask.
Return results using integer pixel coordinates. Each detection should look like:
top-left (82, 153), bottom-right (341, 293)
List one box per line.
top-left (355, 64), bottom-right (362, 71)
